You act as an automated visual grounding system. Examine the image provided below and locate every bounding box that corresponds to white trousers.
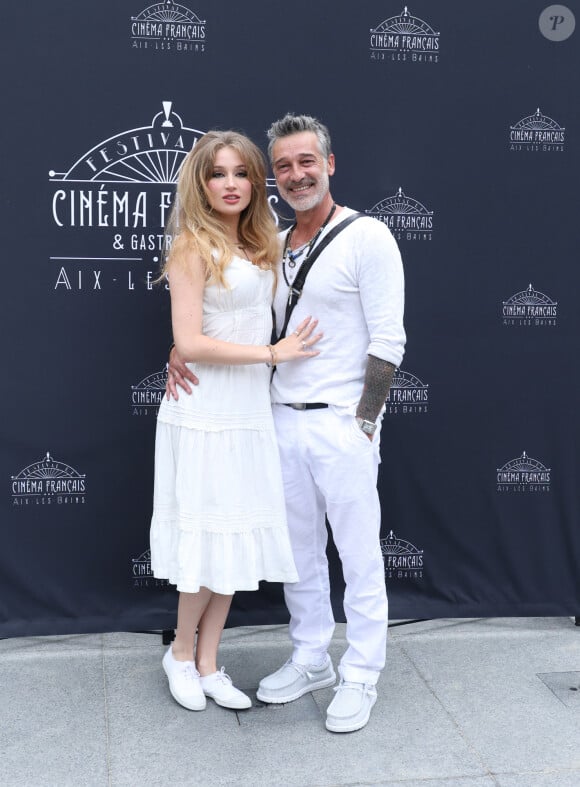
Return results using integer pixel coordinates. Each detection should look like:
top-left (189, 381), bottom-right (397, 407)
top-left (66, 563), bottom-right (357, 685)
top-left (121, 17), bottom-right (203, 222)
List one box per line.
top-left (273, 405), bottom-right (388, 685)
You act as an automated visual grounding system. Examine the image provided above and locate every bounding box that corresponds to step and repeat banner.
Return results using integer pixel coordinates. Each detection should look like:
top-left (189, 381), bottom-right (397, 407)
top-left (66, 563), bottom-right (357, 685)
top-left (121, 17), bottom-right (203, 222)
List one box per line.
top-left (1, 1), bottom-right (579, 636)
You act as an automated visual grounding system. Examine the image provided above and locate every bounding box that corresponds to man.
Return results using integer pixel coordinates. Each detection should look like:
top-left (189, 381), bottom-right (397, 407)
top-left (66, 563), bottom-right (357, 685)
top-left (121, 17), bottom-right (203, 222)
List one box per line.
top-left (168, 114), bottom-right (405, 732)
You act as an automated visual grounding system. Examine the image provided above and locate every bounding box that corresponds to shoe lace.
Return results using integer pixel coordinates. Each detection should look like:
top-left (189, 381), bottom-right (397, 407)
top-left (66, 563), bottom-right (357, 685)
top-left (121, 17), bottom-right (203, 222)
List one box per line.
top-left (214, 666), bottom-right (233, 685)
top-left (286, 659), bottom-right (324, 680)
top-left (180, 663), bottom-right (201, 682)
top-left (333, 680), bottom-right (375, 696)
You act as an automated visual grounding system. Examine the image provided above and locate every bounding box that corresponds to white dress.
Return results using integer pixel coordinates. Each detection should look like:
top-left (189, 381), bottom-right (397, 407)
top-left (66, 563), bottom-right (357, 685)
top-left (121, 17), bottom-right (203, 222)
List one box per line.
top-left (150, 256), bottom-right (298, 594)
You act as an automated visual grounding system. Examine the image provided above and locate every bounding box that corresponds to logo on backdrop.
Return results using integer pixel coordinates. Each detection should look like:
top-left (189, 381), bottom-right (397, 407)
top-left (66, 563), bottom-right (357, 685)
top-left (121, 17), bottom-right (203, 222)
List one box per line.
top-left (11, 452), bottom-right (86, 506)
top-left (267, 178), bottom-right (285, 225)
top-left (370, 6), bottom-right (440, 63)
top-left (496, 451), bottom-right (551, 493)
top-left (381, 530), bottom-right (424, 579)
top-left (131, 367), bottom-right (168, 415)
top-left (509, 108), bottom-right (565, 152)
top-left (386, 369), bottom-right (429, 415)
top-left (131, 548), bottom-right (170, 587)
top-left (49, 101), bottom-right (205, 292)
top-left (538, 5), bottom-right (575, 41)
top-left (48, 101), bottom-right (280, 293)
top-left (366, 188), bottom-right (434, 241)
top-left (502, 284), bottom-right (557, 327)
top-left (131, 2), bottom-right (207, 52)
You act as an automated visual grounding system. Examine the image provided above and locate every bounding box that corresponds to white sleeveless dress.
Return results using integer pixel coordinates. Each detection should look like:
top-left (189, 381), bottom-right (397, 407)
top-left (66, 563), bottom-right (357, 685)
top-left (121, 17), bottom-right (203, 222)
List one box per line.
top-left (150, 256), bottom-right (298, 594)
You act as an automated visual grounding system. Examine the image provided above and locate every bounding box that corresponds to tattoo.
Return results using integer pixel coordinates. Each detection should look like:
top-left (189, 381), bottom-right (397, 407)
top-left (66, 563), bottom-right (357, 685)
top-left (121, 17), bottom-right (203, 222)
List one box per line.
top-left (356, 355), bottom-right (396, 422)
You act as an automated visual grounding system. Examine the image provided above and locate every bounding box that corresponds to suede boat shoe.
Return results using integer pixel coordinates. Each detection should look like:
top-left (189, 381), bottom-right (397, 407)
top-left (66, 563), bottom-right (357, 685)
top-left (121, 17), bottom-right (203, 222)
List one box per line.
top-left (325, 679), bottom-right (377, 733)
top-left (257, 655), bottom-right (336, 703)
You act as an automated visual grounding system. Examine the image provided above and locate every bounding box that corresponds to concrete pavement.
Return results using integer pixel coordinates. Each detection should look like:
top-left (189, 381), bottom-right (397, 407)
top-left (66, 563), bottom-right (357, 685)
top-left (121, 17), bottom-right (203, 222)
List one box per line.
top-left (1, 617), bottom-right (579, 786)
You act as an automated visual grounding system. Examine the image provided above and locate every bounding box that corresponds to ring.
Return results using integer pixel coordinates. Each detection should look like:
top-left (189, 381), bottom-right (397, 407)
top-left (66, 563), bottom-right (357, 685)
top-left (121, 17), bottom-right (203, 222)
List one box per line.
top-left (302, 341), bottom-right (306, 350)
top-left (294, 330), bottom-right (300, 336)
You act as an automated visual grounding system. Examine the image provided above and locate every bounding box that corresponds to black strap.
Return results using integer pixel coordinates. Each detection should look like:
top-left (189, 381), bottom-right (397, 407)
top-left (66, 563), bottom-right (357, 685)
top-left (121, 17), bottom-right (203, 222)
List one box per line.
top-left (275, 212), bottom-right (366, 341)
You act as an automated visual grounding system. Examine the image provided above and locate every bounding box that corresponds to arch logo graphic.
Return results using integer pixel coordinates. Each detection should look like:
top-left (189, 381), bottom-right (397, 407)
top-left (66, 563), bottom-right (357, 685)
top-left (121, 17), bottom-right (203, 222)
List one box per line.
top-left (131, 2), bottom-right (206, 52)
top-left (49, 101), bottom-right (205, 292)
top-left (131, 367), bottom-right (168, 415)
top-left (366, 188), bottom-right (434, 242)
top-left (131, 548), bottom-right (170, 587)
top-left (370, 6), bottom-right (440, 63)
top-left (381, 530), bottom-right (424, 579)
top-left (509, 108), bottom-right (565, 152)
top-left (386, 369), bottom-right (429, 415)
top-left (502, 284), bottom-right (557, 327)
top-left (48, 101), bottom-right (280, 293)
top-left (11, 452), bottom-right (86, 506)
top-left (496, 451), bottom-right (551, 493)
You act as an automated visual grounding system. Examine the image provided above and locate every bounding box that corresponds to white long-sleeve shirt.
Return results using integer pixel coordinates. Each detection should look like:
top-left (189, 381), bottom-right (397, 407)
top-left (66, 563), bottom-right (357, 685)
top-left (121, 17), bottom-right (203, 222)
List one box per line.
top-left (271, 207), bottom-right (406, 411)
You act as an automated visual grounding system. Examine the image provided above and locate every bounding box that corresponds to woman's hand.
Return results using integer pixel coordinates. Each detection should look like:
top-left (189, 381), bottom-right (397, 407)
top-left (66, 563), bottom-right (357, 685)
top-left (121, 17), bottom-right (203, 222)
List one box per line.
top-left (166, 346), bottom-right (199, 400)
top-left (273, 317), bottom-right (323, 363)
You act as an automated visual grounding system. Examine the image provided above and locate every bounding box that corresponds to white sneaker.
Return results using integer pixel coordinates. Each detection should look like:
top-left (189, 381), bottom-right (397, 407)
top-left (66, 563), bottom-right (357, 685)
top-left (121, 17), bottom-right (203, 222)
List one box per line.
top-left (162, 647), bottom-right (206, 711)
top-left (325, 680), bottom-right (377, 733)
top-left (256, 656), bottom-right (336, 704)
top-left (200, 668), bottom-right (252, 710)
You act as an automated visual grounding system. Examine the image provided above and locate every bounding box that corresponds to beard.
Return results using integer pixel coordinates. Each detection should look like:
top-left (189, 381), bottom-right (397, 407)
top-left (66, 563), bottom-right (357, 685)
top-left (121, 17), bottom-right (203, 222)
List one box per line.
top-left (279, 167), bottom-right (330, 212)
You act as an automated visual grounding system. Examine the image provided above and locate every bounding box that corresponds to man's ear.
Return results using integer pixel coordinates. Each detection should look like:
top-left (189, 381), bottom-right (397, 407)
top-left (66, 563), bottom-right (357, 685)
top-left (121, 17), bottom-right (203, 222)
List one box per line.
top-left (327, 153), bottom-right (336, 177)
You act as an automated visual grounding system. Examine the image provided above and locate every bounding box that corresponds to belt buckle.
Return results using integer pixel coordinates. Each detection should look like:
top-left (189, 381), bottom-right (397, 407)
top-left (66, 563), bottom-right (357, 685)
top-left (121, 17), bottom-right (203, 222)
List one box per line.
top-left (289, 403), bottom-right (307, 410)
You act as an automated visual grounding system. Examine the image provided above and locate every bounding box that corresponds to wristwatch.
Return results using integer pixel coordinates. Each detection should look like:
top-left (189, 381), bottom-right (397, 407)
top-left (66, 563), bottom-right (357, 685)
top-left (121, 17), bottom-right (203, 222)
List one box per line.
top-left (355, 417), bottom-right (377, 435)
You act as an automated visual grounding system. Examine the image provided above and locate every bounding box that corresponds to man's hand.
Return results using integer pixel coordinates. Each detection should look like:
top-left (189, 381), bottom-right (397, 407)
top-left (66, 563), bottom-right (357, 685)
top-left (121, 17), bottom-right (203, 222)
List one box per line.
top-left (166, 346), bottom-right (199, 400)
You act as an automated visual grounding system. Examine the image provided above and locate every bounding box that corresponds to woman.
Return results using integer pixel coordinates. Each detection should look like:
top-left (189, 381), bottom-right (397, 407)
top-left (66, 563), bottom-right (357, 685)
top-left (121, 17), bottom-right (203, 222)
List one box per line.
top-left (150, 131), bottom-right (321, 712)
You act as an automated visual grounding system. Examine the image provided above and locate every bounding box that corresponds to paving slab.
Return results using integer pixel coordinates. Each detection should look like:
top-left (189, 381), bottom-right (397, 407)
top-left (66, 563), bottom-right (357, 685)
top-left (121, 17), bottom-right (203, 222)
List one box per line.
top-left (494, 772), bottom-right (580, 787)
top-left (103, 647), bottom-right (241, 787)
top-left (395, 618), bottom-right (580, 775)
top-left (0, 631), bottom-right (105, 656)
top-left (238, 690), bottom-right (323, 725)
top-left (368, 779), bottom-right (498, 787)
top-left (536, 670), bottom-right (580, 708)
top-left (0, 647), bottom-right (108, 787)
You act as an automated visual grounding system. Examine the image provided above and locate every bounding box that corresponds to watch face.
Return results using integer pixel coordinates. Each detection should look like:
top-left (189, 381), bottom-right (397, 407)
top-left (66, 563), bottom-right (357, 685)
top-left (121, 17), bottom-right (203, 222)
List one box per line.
top-left (361, 421), bottom-right (375, 434)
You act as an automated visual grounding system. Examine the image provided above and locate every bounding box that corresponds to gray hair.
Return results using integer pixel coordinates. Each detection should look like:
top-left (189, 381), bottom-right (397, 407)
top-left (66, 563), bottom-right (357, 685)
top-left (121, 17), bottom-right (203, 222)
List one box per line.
top-left (267, 113), bottom-right (332, 162)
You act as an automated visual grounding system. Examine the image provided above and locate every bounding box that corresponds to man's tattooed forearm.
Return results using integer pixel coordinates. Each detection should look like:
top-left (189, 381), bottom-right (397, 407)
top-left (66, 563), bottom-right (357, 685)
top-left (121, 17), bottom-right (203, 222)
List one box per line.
top-left (356, 355), bottom-right (396, 422)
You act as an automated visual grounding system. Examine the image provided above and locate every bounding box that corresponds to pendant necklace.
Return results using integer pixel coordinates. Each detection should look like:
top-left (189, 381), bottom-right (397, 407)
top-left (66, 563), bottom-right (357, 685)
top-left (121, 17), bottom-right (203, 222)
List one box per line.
top-left (234, 242), bottom-right (250, 261)
top-left (282, 203), bottom-right (336, 286)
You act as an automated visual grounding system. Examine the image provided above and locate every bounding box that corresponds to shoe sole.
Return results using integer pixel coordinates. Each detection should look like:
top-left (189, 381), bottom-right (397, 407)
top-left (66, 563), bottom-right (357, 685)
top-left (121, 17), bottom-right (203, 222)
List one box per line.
top-left (325, 716), bottom-right (370, 733)
top-left (163, 664), bottom-right (206, 711)
top-left (256, 672), bottom-right (336, 704)
top-left (167, 685), bottom-right (206, 711)
top-left (205, 693), bottom-right (252, 710)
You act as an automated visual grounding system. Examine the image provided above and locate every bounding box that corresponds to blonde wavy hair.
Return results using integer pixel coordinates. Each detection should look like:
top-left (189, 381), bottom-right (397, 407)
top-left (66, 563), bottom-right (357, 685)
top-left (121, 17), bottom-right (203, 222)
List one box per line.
top-left (161, 131), bottom-right (279, 287)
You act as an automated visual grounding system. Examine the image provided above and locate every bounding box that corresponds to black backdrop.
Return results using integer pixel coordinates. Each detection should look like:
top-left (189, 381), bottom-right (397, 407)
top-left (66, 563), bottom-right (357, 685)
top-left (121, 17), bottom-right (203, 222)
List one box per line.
top-left (2, 1), bottom-right (579, 636)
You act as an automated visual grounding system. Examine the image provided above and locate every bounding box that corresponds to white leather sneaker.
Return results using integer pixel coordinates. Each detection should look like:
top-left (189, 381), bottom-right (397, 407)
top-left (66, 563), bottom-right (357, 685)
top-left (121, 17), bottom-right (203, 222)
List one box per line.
top-left (200, 668), bottom-right (251, 710)
top-left (162, 647), bottom-right (206, 711)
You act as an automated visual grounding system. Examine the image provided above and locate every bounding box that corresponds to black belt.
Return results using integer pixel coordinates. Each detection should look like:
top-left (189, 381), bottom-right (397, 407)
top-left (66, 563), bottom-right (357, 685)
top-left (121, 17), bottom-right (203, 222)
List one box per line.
top-left (282, 403), bottom-right (329, 410)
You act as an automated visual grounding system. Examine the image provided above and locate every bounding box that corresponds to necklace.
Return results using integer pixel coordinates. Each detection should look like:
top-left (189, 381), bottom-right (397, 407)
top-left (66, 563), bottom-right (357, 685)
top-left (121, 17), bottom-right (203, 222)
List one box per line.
top-left (282, 203), bottom-right (337, 282)
top-left (233, 241), bottom-right (251, 261)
